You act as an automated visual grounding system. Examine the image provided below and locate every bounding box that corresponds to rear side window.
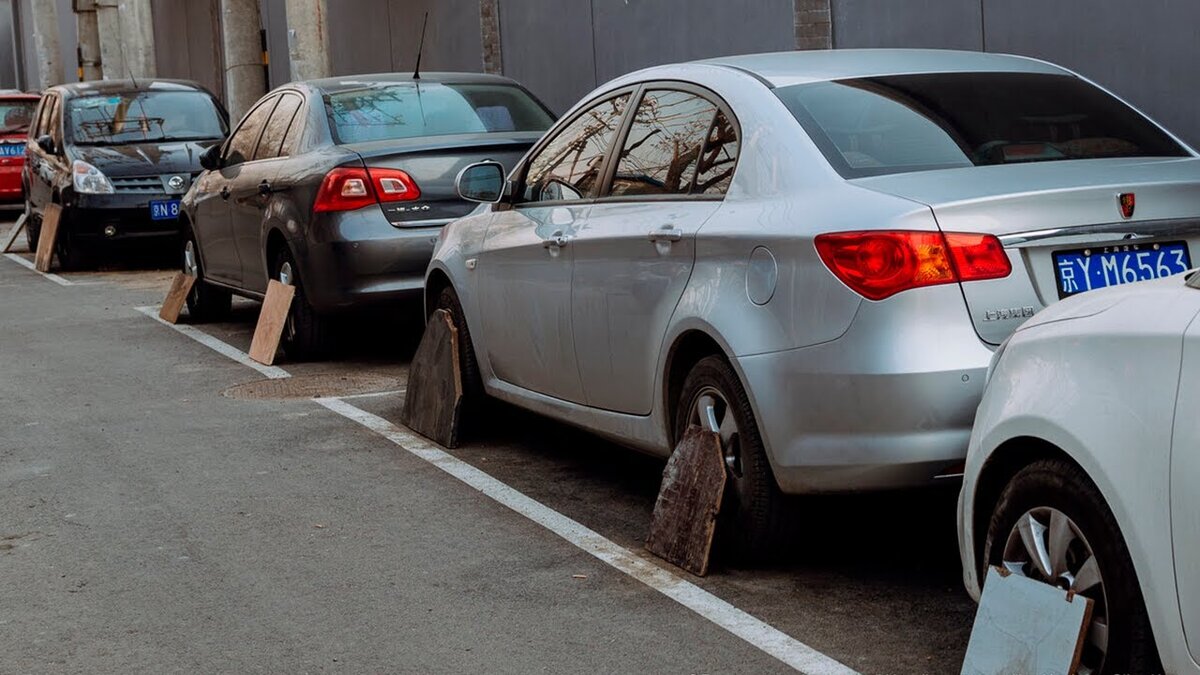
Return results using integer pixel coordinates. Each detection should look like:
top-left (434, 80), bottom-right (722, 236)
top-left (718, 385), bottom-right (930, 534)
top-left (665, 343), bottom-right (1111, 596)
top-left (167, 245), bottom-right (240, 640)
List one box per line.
top-left (777, 72), bottom-right (1189, 178)
top-left (325, 82), bottom-right (554, 144)
top-left (609, 90), bottom-right (717, 198)
top-left (255, 93), bottom-right (303, 160)
top-left (523, 94), bottom-right (630, 202)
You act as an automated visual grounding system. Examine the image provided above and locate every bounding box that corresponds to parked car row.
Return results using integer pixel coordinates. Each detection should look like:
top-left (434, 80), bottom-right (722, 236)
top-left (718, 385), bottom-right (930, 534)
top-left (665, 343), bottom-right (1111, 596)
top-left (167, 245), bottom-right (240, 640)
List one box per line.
top-left (20, 48), bottom-right (1200, 674)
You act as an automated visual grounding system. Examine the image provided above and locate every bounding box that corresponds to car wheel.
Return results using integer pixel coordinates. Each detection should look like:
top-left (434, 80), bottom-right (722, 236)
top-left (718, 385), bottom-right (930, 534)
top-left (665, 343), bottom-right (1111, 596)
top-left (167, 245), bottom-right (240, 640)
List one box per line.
top-left (272, 246), bottom-right (330, 361)
top-left (674, 355), bottom-right (784, 563)
top-left (434, 285), bottom-right (483, 404)
top-left (983, 458), bottom-right (1160, 675)
top-left (181, 222), bottom-right (231, 322)
top-left (53, 221), bottom-right (88, 271)
top-left (23, 200), bottom-right (39, 252)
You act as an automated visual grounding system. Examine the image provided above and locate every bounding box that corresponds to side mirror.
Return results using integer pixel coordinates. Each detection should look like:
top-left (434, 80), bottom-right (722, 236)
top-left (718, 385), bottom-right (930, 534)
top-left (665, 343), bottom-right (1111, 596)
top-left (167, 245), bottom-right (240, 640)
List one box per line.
top-left (199, 142), bottom-right (224, 171)
top-left (35, 134), bottom-right (55, 155)
top-left (456, 161), bottom-right (506, 204)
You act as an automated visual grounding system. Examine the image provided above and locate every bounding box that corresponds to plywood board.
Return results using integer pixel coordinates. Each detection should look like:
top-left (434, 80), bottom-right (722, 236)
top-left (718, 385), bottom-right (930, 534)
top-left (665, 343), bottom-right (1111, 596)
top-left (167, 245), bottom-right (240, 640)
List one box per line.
top-left (961, 567), bottom-right (1094, 675)
top-left (248, 280), bottom-right (295, 366)
top-left (158, 272), bottom-right (197, 324)
top-left (1, 213), bottom-right (26, 253)
top-left (34, 204), bottom-right (61, 272)
top-left (401, 309), bottom-right (464, 449)
top-left (645, 426), bottom-right (726, 576)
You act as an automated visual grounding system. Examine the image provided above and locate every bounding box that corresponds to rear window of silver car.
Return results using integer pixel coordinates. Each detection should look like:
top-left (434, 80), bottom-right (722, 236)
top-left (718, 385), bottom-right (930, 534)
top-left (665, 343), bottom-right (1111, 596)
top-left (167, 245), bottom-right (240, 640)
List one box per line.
top-left (776, 72), bottom-right (1189, 178)
top-left (325, 82), bottom-right (554, 144)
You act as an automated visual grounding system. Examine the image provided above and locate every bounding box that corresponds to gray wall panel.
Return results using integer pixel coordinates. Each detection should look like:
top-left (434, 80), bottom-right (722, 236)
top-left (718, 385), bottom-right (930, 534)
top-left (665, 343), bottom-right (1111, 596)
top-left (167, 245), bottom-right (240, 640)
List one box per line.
top-left (384, 0), bottom-right (481, 74)
top-left (0, 0), bottom-right (16, 89)
top-left (498, 0), bottom-right (595, 115)
top-left (983, 0), bottom-right (1200, 147)
top-left (153, 0), bottom-right (224, 97)
top-left (327, 0), bottom-right (394, 75)
top-left (833, 0), bottom-right (982, 50)
top-left (590, 0), bottom-right (794, 84)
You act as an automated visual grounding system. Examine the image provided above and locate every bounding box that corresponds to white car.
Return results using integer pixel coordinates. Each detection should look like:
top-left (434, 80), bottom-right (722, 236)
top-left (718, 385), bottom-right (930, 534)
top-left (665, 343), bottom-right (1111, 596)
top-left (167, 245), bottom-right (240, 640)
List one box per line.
top-left (959, 272), bottom-right (1200, 674)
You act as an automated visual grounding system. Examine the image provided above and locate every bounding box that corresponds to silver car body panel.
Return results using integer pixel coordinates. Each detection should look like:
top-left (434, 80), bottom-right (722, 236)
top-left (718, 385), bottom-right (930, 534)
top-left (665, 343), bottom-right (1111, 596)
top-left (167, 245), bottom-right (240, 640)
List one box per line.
top-left (429, 49), bottom-right (1200, 493)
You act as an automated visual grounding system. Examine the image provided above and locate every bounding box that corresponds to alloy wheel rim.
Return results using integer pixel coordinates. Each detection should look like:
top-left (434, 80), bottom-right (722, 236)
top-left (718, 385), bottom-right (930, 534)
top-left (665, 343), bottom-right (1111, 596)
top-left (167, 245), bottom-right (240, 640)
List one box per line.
top-left (1002, 507), bottom-right (1109, 674)
top-left (687, 386), bottom-right (742, 478)
top-left (278, 261), bottom-right (296, 341)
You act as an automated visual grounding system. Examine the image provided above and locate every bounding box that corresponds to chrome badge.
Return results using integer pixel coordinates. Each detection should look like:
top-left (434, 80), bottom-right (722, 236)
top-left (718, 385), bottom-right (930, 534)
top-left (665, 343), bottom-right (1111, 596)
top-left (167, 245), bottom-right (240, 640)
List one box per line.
top-left (1118, 192), bottom-right (1136, 219)
top-left (983, 306), bottom-right (1036, 322)
top-left (167, 175), bottom-right (186, 191)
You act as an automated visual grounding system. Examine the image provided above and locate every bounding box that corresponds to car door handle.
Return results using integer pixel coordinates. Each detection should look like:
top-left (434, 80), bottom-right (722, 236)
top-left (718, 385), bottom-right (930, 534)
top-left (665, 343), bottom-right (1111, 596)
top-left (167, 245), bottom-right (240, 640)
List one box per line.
top-left (542, 230), bottom-right (570, 249)
top-left (258, 180), bottom-right (272, 196)
top-left (648, 225), bottom-right (683, 243)
top-left (220, 186), bottom-right (231, 200)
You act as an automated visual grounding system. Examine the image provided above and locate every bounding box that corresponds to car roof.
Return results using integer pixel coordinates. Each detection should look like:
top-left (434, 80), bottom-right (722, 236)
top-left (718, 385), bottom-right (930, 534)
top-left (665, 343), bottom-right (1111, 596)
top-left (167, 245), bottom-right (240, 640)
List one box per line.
top-left (305, 71), bottom-right (522, 94)
top-left (696, 49), bottom-right (1070, 88)
top-left (49, 79), bottom-right (213, 98)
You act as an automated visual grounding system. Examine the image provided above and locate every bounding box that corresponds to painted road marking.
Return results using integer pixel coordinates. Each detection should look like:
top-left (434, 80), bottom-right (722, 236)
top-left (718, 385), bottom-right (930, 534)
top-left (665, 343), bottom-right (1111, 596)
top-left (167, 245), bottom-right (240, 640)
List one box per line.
top-left (134, 304), bottom-right (860, 675)
top-left (135, 306), bottom-right (290, 380)
top-left (4, 253), bottom-right (74, 286)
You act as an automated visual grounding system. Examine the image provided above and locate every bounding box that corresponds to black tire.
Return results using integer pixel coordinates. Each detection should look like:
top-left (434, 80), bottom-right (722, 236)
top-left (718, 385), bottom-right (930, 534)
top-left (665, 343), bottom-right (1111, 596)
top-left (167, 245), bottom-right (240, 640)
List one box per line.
top-left (53, 221), bottom-right (88, 271)
top-left (434, 285), bottom-right (483, 405)
top-left (272, 246), bottom-right (330, 361)
top-left (181, 221), bottom-right (231, 322)
top-left (674, 355), bottom-right (785, 563)
top-left (983, 458), bottom-right (1160, 675)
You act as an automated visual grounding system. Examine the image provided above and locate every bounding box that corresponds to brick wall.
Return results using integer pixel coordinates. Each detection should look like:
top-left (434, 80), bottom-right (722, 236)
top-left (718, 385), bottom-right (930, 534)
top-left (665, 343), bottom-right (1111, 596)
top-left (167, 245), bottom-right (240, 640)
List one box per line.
top-left (794, 0), bottom-right (832, 50)
top-left (479, 0), bottom-right (501, 74)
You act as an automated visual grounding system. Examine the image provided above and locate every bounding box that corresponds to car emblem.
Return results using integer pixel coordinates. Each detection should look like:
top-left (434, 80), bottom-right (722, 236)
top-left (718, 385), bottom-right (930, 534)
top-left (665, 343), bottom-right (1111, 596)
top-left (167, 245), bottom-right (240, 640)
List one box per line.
top-left (1118, 192), bottom-right (1136, 219)
top-left (167, 175), bottom-right (186, 191)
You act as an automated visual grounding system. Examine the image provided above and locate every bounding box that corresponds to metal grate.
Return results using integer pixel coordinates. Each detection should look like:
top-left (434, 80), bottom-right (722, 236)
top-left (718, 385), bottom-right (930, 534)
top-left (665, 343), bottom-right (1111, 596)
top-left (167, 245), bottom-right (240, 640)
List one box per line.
top-left (110, 175), bottom-right (162, 193)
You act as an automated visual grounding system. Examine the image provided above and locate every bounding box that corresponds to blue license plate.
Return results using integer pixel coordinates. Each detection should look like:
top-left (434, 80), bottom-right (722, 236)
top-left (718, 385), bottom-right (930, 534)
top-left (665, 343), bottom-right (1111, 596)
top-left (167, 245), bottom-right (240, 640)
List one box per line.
top-left (1054, 241), bottom-right (1191, 298)
top-left (149, 199), bottom-right (181, 221)
top-left (0, 143), bottom-right (23, 157)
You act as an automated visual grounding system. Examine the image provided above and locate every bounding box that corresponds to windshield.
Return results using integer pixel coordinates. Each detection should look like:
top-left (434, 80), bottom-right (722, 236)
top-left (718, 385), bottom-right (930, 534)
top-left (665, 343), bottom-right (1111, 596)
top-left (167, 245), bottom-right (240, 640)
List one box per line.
top-left (68, 91), bottom-right (226, 145)
top-left (0, 100), bottom-right (36, 135)
top-left (776, 72), bottom-right (1190, 178)
top-left (325, 82), bottom-right (554, 144)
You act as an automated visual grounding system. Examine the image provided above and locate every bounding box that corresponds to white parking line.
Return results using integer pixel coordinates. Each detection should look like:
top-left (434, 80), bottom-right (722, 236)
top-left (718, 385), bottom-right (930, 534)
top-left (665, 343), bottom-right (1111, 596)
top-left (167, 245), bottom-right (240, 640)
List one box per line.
top-left (134, 306), bottom-right (291, 380)
top-left (134, 305), bottom-right (860, 675)
top-left (4, 253), bottom-right (75, 286)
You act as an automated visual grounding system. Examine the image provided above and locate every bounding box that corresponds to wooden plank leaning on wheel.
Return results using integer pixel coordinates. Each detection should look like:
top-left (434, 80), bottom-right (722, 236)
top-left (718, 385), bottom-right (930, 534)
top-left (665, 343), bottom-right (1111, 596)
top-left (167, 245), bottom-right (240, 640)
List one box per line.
top-left (401, 308), bottom-right (465, 449)
top-left (33, 204), bottom-right (61, 272)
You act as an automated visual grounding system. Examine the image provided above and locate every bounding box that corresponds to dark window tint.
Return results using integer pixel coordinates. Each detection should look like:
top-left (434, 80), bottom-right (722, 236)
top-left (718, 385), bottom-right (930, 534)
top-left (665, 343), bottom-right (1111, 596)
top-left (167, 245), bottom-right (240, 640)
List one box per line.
top-left (776, 72), bottom-right (1189, 178)
top-left (67, 91), bottom-right (226, 145)
top-left (696, 111), bottom-right (738, 195)
top-left (255, 93), bottom-right (302, 160)
top-left (225, 96), bottom-right (276, 166)
top-left (32, 97), bottom-right (52, 138)
top-left (0, 99), bottom-right (36, 134)
top-left (48, 97), bottom-right (62, 143)
top-left (280, 104), bottom-right (306, 156)
top-left (326, 82), bottom-right (554, 144)
top-left (523, 94), bottom-right (629, 202)
top-left (609, 90), bottom-right (716, 197)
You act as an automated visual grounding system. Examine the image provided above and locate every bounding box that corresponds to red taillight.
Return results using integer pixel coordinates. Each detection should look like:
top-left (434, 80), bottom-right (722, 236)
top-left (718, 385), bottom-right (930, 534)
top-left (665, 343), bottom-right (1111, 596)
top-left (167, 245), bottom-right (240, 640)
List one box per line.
top-left (312, 166), bottom-right (421, 213)
top-left (815, 230), bottom-right (1011, 301)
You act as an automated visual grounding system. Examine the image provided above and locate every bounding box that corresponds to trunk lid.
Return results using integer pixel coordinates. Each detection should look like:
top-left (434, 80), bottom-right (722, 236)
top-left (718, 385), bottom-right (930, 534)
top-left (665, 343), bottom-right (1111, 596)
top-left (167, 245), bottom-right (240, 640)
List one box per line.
top-left (854, 157), bottom-right (1200, 343)
top-left (344, 131), bottom-right (542, 227)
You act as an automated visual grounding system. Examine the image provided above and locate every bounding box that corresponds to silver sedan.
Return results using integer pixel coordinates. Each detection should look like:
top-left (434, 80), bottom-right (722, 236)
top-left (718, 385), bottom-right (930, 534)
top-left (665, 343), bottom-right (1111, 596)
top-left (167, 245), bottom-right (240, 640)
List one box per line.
top-left (427, 49), bottom-right (1200, 559)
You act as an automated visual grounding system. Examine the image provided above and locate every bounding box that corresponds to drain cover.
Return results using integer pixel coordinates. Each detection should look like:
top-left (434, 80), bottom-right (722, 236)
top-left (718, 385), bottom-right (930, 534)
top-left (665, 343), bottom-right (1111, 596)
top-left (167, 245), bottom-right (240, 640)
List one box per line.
top-left (223, 373), bottom-right (403, 401)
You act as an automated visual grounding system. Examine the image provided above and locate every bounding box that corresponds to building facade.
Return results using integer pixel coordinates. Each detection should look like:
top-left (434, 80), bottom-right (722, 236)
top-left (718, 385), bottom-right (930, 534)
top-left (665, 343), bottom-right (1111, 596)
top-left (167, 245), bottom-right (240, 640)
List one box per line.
top-left (5, 0), bottom-right (1199, 146)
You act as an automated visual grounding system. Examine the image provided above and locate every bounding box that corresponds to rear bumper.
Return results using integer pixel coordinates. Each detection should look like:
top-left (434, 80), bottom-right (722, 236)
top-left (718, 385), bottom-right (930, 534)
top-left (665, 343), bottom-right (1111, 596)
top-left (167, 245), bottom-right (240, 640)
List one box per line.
top-left (300, 207), bottom-right (446, 313)
top-left (0, 163), bottom-right (23, 202)
top-left (736, 284), bottom-right (995, 494)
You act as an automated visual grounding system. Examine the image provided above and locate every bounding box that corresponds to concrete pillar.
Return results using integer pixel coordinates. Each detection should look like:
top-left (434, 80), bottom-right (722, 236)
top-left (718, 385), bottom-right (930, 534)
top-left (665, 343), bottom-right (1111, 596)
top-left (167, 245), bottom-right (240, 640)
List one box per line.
top-left (75, 0), bottom-right (104, 81)
top-left (284, 0), bottom-right (331, 81)
top-left (29, 0), bottom-right (65, 88)
top-left (119, 0), bottom-right (156, 79)
top-left (95, 1), bottom-right (125, 80)
top-left (219, 0), bottom-right (269, 122)
top-left (794, 0), bottom-right (833, 50)
top-left (479, 0), bottom-right (502, 75)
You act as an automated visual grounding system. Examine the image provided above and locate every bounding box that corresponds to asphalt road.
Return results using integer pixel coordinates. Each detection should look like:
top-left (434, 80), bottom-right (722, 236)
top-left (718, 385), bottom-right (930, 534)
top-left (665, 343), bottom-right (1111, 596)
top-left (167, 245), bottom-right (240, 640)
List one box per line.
top-left (0, 216), bottom-right (976, 674)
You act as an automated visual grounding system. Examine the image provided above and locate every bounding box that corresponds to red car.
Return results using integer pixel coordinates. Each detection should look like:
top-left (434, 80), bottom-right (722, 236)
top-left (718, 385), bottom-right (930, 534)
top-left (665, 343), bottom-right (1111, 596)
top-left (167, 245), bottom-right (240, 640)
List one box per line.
top-left (0, 93), bottom-right (38, 205)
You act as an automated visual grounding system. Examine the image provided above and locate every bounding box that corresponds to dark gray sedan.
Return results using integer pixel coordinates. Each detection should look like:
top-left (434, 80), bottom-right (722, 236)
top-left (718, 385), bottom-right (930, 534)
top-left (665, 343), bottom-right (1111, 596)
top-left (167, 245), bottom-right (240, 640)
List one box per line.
top-left (180, 72), bottom-right (554, 358)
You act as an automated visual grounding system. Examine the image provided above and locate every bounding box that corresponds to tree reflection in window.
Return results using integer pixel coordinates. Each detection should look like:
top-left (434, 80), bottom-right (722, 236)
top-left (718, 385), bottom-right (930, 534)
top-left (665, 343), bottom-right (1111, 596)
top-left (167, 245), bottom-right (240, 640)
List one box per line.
top-left (610, 90), bottom-right (716, 197)
top-left (695, 111), bottom-right (738, 195)
top-left (524, 94), bottom-right (630, 202)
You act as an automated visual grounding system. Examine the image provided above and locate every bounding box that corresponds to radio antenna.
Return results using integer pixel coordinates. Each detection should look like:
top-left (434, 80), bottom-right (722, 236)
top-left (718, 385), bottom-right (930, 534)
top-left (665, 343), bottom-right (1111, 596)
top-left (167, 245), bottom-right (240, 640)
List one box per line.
top-left (412, 12), bottom-right (429, 80)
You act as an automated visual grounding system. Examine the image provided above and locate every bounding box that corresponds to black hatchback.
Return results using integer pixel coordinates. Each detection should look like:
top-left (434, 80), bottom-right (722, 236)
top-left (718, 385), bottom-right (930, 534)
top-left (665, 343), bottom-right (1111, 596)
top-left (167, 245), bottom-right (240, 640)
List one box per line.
top-left (23, 79), bottom-right (229, 267)
top-left (181, 72), bottom-right (554, 359)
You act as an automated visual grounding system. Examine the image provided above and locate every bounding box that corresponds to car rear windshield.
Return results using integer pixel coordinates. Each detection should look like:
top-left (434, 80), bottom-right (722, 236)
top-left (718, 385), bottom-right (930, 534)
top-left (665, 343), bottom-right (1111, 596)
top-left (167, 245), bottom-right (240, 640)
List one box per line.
top-left (0, 99), bottom-right (36, 134)
top-left (67, 91), bottom-right (226, 145)
top-left (776, 72), bottom-right (1190, 178)
top-left (325, 82), bottom-right (554, 144)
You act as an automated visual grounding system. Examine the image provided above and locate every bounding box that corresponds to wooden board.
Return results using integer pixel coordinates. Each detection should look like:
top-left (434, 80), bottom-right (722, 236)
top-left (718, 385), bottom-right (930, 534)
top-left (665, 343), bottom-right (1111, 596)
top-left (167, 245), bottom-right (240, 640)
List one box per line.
top-left (158, 272), bottom-right (197, 324)
top-left (1, 213), bottom-right (26, 253)
top-left (248, 279), bottom-right (295, 366)
top-left (961, 567), bottom-right (1094, 675)
top-left (34, 204), bottom-right (61, 272)
top-left (401, 309), bottom-right (464, 449)
top-left (645, 426), bottom-right (727, 576)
